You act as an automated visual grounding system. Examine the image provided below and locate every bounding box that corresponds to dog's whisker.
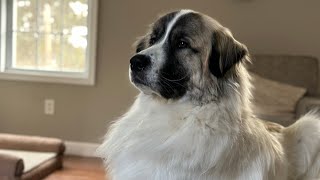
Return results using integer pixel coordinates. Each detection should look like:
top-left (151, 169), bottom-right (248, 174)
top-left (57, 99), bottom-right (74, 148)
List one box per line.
top-left (158, 80), bottom-right (173, 93)
top-left (159, 76), bottom-right (188, 89)
top-left (160, 74), bottom-right (188, 82)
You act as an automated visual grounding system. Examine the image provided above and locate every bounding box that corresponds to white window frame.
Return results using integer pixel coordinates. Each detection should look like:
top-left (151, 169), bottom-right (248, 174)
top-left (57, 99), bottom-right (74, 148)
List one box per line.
top-left (0, 0), bottom-right (98, 85)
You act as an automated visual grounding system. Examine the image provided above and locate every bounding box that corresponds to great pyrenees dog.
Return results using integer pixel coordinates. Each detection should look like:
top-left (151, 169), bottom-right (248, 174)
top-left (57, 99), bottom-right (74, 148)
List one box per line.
top-left (98, 9), bottom-right (320, 180)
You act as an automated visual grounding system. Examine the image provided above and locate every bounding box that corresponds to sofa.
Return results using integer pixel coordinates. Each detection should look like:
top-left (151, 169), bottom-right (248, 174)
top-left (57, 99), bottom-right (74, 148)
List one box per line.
top-left (250, 54), bottom-right (320, 126)
top-left (0, 133), bottom-right (65, 180)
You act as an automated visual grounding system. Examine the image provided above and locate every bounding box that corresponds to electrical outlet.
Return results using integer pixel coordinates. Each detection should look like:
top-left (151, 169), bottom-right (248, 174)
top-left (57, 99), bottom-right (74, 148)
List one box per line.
top-left (44, 99), bottom-right (55, 115)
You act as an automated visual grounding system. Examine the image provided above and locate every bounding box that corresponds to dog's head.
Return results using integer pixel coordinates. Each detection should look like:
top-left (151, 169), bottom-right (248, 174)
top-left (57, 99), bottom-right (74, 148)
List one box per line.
top-left (130, 10), bottom-right (248, 102)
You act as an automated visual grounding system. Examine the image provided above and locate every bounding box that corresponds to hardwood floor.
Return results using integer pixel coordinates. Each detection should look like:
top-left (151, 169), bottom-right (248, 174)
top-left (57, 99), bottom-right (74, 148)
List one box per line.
top-left (45, 155), bottom-right (106, 180)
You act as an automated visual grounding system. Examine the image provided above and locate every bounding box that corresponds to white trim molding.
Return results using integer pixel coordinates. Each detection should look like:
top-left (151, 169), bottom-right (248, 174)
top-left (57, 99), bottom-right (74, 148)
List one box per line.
top-left (0, 0), bottom-right (7, 72)
top-left (65, 141), bottom-right (100, 157)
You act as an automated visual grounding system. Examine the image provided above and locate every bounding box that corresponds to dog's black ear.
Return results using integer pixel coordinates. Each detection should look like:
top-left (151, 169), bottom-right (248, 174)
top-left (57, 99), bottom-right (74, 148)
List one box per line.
top-left (208, 31), bottom-right (248, 78)
top-left (134, 37), bottom-right (147, 53)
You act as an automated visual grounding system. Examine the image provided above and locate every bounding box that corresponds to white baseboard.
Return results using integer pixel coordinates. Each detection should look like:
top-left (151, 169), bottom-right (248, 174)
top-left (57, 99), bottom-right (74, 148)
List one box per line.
top-left (65, 141), bottom-right (100, 157)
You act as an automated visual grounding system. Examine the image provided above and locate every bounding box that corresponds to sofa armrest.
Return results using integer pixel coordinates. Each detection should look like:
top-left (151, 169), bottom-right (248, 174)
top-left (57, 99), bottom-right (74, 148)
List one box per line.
top-left (0, 134), bottom-right (65, 155)
top-left (296, 96), bottom-right (320, 118)
top-left (0, 153), bottom-right (24, 178)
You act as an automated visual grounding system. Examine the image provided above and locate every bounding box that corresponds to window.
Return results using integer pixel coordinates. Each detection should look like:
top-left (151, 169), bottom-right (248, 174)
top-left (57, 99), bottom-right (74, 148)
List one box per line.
top-left (0, 0), bottom-right (98, 85)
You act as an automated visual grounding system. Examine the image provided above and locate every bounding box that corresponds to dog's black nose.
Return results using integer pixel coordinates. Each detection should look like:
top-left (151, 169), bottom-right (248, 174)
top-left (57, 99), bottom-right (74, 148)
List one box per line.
top-left (130, 54), bottom-right (151, 72)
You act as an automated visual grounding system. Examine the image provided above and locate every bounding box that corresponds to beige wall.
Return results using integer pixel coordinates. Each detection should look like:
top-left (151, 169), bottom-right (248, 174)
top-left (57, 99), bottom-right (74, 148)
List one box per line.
top-left (1, 0), bottom-right (319, 143)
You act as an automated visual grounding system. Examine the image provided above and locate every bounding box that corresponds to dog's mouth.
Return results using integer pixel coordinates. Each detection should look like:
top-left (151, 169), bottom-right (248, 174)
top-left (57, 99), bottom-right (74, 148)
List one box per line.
top-left (130, 71), bottom-right (148, 86)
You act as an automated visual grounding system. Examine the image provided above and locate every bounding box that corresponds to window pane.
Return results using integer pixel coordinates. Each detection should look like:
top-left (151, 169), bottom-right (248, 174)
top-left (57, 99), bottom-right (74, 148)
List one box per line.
top-left (38, 34), bottom-right (61, 71)
top-left (38, 0), bottom-right (62, 33)
top-left (13, 32), bottom-right (37, 69)
top-left (62, 35), bottom-right (86, 72)
top-left (14, 0), bottom-right (37, 32)
top-left (10, 0), bottom-right (90, 74)
top-left (63, 0), bottom-right (88, 35)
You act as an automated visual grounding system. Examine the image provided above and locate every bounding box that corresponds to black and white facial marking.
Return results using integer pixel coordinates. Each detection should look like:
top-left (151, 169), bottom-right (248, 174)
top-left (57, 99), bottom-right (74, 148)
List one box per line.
top-left (130, 9), bottom-right (248, 102)
top-left (130, 10), bottom-right (194, 99)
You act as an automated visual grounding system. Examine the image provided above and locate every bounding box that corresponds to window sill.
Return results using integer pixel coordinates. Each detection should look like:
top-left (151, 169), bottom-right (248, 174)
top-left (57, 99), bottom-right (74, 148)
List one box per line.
top-left (0, 69), bottom-right (95, 86)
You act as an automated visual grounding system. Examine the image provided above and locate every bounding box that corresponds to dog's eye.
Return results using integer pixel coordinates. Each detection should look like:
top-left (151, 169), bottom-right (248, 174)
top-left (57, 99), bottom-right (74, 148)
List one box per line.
top-left (177, 40), bottom-right (189, 49)
top-left (149, 36), bottom-right (157, 45)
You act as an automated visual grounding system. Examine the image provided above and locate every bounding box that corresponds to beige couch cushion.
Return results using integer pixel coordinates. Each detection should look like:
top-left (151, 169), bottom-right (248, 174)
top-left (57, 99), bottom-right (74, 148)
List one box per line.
top-left (252, 73), bottom-right (307, 126)
top-left (250, 55), bottom-right (319, 96)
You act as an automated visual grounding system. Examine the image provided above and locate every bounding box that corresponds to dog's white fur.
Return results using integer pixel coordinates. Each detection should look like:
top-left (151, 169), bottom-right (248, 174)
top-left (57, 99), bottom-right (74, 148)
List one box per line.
top-left (99, 94), bottom-right (320, 179)
top-left (98, 10), bottom-right (320, 180)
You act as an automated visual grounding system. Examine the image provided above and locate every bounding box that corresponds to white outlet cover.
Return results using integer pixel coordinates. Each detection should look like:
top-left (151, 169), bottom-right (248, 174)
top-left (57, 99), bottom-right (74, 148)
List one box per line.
top-left (44, 99), bottom-right (55, 115)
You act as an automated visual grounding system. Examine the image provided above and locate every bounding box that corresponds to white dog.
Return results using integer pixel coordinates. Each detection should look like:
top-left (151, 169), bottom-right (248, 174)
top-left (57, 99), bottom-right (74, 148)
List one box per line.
top-left (98, 9), bottom-right (320, 180)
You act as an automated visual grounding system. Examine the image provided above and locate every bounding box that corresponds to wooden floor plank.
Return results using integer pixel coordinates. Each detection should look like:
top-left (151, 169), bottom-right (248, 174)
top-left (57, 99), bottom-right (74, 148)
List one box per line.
top-left (44, 155), bottom-right (106, 180)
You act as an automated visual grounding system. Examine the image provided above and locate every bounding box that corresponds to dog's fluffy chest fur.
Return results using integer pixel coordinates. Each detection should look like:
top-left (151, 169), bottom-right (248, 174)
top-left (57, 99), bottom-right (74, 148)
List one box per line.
top-left (99, 95), bottom-right (276, 180)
